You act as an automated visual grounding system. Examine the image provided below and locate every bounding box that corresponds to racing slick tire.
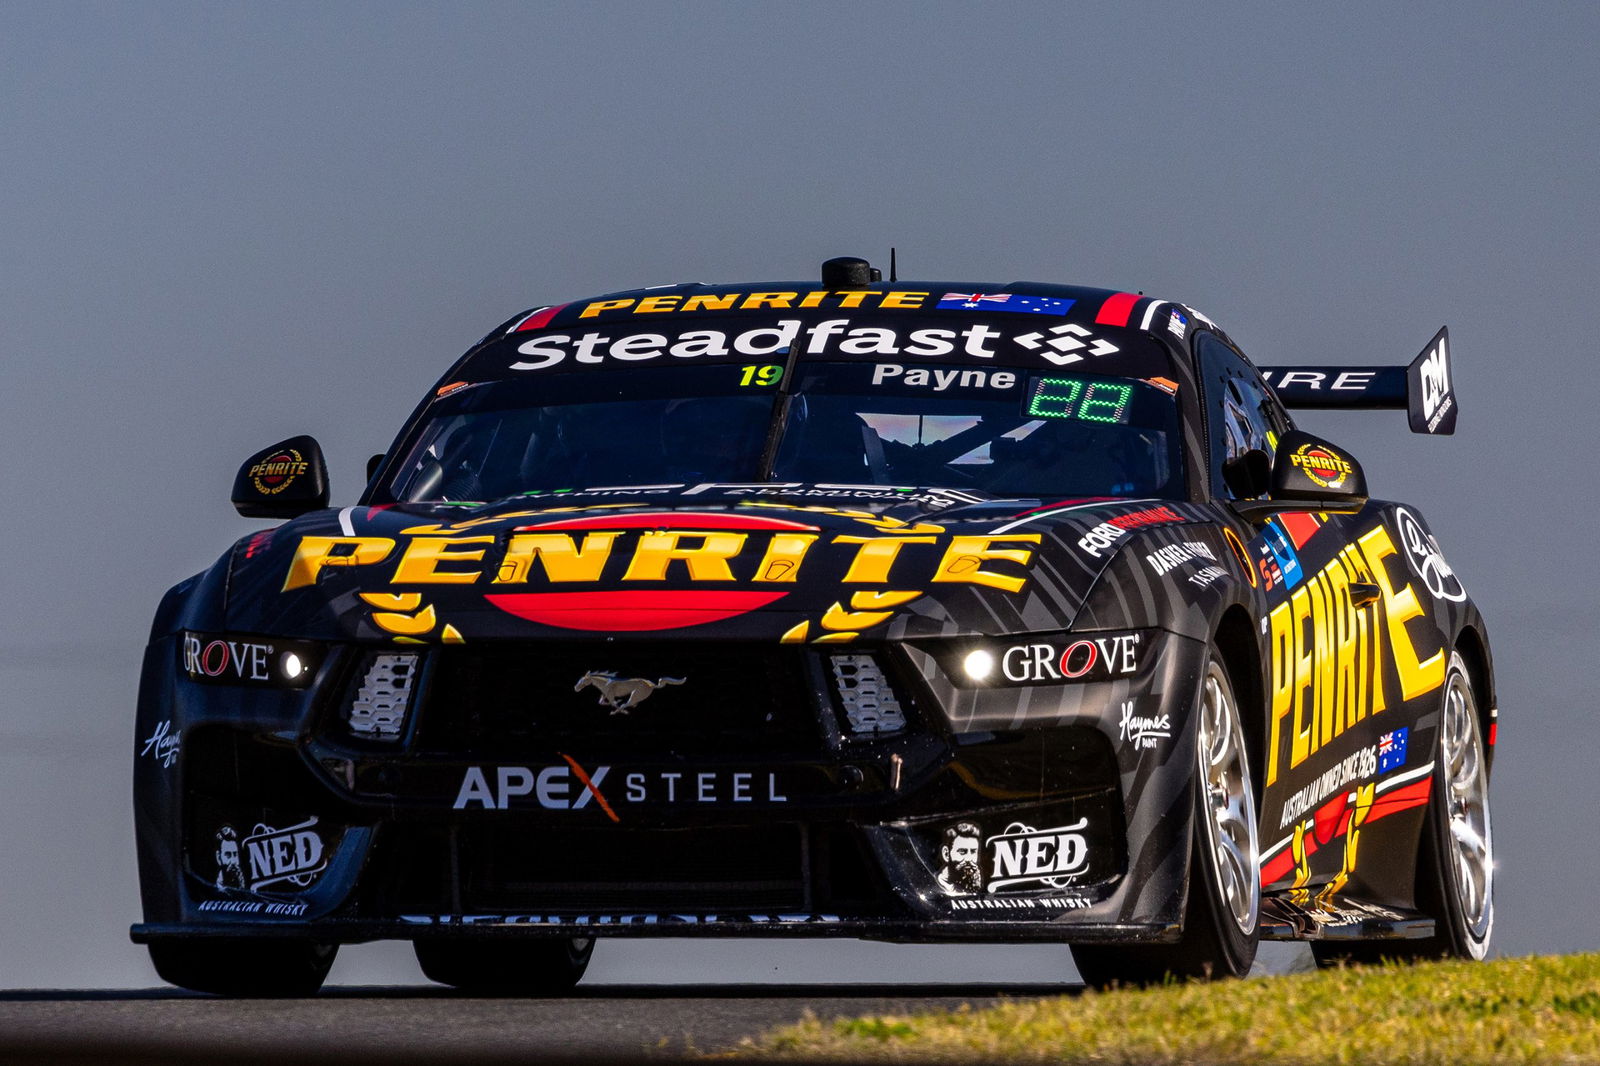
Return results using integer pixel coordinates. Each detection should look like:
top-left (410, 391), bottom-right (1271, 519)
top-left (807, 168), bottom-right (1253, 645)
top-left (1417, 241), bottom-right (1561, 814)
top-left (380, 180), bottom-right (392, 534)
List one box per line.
top-left (414, 936), bottom-right (595, 994)
top-left (1073, 651), bottom-right (1261, 987)
top-left (1313, 651), bottom-right (1493, 966)
top-left (148, 939), bottom-right (337, 996)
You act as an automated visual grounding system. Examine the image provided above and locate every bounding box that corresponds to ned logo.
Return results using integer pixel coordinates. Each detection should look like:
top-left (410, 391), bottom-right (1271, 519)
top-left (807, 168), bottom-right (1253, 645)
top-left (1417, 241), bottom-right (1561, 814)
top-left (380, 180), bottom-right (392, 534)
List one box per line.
top-left (243, 818), bottom-right (327, 892)
top-left (987, 819), bottom-right (1091, 891)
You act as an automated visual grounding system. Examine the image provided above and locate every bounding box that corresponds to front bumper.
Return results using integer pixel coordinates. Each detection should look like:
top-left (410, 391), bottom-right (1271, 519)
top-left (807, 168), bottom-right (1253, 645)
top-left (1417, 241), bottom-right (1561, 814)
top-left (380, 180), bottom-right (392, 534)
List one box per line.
top-left (132, 630), bottom-right (1209, 945)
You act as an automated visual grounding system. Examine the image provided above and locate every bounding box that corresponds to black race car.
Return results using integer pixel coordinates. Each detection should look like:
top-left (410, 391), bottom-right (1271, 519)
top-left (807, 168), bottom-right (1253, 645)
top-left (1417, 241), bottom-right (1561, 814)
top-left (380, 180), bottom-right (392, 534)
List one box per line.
top-left (133, 257), bottom-right (1494, 994)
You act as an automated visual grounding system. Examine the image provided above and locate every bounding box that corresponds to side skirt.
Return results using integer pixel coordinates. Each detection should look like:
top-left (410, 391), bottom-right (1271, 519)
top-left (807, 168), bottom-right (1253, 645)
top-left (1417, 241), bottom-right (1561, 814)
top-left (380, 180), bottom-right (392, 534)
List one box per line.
top-left (1259, 895), bottom-right (1435, 941)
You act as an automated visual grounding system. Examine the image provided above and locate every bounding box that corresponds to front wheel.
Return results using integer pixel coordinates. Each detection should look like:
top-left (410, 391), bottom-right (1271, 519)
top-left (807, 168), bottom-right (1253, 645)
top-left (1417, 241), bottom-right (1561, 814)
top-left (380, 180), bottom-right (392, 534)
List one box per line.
top-left (1313, 650), bottom-right (1493, 966)
top-left (1075, 652), bottom-right (1261, 987)
top-left (414, 937), bottom-right (594, 994)
top-left (148, 939), bottom-right (337, 996)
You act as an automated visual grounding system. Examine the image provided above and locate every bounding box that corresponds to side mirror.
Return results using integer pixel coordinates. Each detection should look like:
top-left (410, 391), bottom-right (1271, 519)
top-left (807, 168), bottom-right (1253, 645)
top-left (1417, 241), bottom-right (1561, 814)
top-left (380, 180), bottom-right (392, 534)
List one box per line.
top-left (366, 453), bottom-right (385, 483)
top-left (1222, 448), bottom-right (1272, 499)
top-left (232, 435), bottom-right (330, 518)
top-left (1269, 430), bottom-right (1367, 506)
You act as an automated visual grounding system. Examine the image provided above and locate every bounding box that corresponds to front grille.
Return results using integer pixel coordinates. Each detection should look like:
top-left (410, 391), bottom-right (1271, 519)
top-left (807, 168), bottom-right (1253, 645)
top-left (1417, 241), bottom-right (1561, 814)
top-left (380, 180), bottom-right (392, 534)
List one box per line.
top-left (415, 643), bottom-right (823, 756)
top-left (377, 823), bottom-right (809, 912)
top-left (347, 652), bottom-right (418, 738)
top-left (828, 654), bottom-right (907, 734)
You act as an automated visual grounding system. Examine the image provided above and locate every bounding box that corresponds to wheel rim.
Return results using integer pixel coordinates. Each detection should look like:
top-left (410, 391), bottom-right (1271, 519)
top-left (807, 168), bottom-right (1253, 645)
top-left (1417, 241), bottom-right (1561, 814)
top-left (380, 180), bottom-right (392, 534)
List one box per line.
top-left (1197, 660), bottom-right (1260, 935)
top-left (1442, 667), bottom-right (1493, 950)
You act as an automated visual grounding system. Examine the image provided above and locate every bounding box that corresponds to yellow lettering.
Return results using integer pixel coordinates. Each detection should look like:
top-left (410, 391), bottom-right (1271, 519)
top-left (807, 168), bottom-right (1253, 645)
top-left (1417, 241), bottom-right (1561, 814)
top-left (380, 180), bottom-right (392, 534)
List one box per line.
top-left (681, 293), bottom-right (739, 312)
top-left (832, 290), bottom-right (870, 308)
top-left (1359, 525), bottom-right (1445, 702)
top-left (392, 536), bottom-right (494, 584)
top-left (797, 291), bottom-right (828, 308)
top-left (1311, 563), bottom-right (1338, 748)
top-left (494, 532), bottom-right (619, 583)
top-left (740, 292), bottom-right (796, 309)
top-left (880, 291), bottom-right (929, 309)
top-left (1332, 554), bottom-right (1361, 733)
top-left (622, 531), bottom-right (747, 581)
top-left (579, 298), bottom-right (635, 318)
top-left (751, 534), bottom-right (819, 582)
top-left (834, 536), bottom-right (938, 583)
top-left (1267, 533), bottom-right (1415, 783)
top-left (282, 537), bottom-right (394, 592)
top-left (930, 535), bottom-right (1043, 593)
top-left (634, 295), bottom-right (682, 314)
top-left (1266, 601), bottom-right (1296, 786)
top-left (1289, 585), bottom-right (1314, 772)
top-left (1340, 544), bottom-right (1385, 718)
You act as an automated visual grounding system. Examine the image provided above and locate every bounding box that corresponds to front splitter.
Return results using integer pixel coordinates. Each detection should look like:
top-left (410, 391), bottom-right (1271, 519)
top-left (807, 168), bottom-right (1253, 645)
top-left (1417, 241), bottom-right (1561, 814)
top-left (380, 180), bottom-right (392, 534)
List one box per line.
top-left (132, 917), bottom-right (1178, 945)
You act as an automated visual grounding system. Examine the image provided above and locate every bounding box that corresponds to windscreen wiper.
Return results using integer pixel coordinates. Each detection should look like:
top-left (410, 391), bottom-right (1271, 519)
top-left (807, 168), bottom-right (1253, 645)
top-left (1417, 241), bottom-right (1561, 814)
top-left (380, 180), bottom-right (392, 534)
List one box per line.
top-left (755, 343), bottom-right (806, 480)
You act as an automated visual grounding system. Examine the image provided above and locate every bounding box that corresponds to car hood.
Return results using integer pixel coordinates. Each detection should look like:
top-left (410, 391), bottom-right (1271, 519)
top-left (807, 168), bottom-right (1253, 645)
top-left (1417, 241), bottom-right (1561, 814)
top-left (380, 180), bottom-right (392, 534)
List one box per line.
top-left (222, 487), bottom-right (1212, 642)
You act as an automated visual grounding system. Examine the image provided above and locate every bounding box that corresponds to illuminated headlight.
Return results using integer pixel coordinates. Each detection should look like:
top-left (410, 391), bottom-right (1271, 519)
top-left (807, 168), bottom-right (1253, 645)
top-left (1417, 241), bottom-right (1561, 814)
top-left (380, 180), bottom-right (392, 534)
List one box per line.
top-left (962, 650), bottom-right (995, 681)
top-left (827, 654), bottom-right (907, 735)
top-left (940, 629), bottom-right (1151, 688)
top-left (347, 652), bottom-right (419, 739)
top-left (179, 631), bottom-right (321, 688)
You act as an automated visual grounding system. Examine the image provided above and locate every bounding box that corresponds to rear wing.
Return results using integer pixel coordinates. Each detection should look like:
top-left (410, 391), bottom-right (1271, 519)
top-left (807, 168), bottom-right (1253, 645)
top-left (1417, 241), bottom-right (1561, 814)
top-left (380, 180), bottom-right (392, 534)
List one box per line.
top-left (1258, 326), bottom-right (1456, 435)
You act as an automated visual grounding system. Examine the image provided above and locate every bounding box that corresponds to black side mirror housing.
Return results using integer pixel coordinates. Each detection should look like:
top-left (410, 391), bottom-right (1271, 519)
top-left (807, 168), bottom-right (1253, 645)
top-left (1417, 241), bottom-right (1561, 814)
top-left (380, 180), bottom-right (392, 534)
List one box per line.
top-left (1268, 430), bottom-right (1368, 506)
top-left (232, 435), bottom-right (330, 518)
top-left (366, 453), bottom-right (385, 483)
top-left (1222, 448), bottom-right (1272, 499)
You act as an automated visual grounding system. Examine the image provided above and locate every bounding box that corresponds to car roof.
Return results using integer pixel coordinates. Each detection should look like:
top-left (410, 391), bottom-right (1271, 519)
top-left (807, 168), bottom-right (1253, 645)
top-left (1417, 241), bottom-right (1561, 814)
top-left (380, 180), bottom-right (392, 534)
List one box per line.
top-left (499, 280), bottom-right (1173, 333)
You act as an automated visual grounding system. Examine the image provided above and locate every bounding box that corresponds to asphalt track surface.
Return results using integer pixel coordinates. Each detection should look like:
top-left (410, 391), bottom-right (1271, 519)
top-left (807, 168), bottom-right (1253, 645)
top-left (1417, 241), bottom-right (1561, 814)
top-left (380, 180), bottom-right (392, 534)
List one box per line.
top-left (0, 982), bottom-right (1080, 1064)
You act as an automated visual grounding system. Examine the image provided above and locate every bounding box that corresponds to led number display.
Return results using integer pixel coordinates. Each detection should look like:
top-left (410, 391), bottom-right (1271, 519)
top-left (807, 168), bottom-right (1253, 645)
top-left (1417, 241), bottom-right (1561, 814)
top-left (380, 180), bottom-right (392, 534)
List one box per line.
top-left (1025, 376), bottom-right (1134, 423)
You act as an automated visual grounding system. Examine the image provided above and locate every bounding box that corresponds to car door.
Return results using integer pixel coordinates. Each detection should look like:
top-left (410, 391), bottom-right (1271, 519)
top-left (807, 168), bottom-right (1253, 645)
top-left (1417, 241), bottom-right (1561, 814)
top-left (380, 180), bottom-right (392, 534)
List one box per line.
top-left (1195, 332), bottom-right (1377, 896)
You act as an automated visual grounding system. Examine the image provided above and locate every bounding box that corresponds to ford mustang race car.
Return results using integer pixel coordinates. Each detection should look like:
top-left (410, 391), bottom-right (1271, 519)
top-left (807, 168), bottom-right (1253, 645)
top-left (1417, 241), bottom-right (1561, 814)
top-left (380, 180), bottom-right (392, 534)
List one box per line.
top-left (133, 257), bottom-right (1495, 994)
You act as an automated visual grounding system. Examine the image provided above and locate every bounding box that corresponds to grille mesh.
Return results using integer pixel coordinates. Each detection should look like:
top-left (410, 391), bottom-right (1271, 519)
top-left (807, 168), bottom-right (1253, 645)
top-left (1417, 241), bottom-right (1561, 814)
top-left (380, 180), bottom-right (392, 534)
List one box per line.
top-left (828, 655), bottom-right (907, 734)
top-left (348, 653), bottom-right (418, 738)
top-left (417, 644), bottom-right (821, 755)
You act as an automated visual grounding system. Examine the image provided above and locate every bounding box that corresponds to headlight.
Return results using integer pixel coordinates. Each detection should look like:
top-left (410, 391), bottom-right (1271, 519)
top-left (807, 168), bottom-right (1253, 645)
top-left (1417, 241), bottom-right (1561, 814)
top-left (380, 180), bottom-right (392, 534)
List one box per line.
top-left (179, 631), bottom-right (323, 688)
top-left (961, 649), bottom-right (995, 682)
top-left (934, 629), bottom-right (1150, 688)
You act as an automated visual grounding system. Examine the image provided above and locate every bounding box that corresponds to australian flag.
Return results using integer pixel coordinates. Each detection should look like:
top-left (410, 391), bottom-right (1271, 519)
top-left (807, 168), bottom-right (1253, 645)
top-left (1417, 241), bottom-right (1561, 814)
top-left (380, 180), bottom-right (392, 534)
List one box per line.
top-left (1378, 728), bottom-right (1409, 773)
top-left (938, 293), bottom-right (1074, 315)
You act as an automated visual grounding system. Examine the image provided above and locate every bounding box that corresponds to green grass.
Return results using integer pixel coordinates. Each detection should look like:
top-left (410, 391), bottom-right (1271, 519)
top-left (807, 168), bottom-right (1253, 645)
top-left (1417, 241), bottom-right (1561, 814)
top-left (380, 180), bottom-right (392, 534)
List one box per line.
top-left (731, 954), bottom-right (1600, 1064)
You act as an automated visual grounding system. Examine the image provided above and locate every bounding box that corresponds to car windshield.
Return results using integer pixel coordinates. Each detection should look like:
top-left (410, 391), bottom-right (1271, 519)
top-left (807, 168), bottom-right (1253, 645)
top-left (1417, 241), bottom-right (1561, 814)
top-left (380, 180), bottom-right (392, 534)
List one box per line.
top-left (381, 362), bottom-right (1184, 503)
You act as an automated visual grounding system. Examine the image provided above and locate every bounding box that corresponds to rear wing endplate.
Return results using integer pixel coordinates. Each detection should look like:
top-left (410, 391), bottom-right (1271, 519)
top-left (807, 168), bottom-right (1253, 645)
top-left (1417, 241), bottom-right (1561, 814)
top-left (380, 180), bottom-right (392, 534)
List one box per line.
top-left (1258, 326), bottom-right (1456, 435)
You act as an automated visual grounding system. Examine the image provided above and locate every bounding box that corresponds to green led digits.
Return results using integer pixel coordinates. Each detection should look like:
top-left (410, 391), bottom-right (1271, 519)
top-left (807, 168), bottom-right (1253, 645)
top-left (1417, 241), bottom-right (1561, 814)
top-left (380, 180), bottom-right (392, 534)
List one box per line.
top-left (1027, 377), bottom-right (1083, 417)
top-left (1079, 382), bottom-right (1133, 422)
top-left (1026, 376), bottom-right (1134, 423)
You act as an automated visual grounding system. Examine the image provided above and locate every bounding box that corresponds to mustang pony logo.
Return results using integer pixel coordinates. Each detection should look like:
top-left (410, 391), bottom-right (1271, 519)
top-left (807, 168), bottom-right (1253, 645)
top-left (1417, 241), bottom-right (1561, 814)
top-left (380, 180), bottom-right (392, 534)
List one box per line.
top-left (574, 671), bottom-right (685, 713)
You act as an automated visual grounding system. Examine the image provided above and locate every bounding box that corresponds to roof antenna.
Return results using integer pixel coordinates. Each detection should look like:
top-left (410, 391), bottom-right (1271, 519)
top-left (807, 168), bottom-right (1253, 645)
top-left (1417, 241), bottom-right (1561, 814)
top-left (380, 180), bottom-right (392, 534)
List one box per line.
top-left (889, 247), bottom-right (898, 283)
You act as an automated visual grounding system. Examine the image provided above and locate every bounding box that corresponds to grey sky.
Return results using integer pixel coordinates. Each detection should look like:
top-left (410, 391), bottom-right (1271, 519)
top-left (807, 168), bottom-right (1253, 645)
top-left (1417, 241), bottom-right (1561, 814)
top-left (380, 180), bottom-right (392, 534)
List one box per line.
top-left (2, 2), bottom-right (1594, 987)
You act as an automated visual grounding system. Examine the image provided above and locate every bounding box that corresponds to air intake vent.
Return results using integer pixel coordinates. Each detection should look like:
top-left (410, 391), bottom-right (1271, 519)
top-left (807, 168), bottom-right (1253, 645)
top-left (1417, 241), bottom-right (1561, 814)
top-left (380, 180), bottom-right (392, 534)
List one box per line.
top-left (348, 653), bottom-right (419, 738)
top-left (828, 655), bottom-right (907, 734)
